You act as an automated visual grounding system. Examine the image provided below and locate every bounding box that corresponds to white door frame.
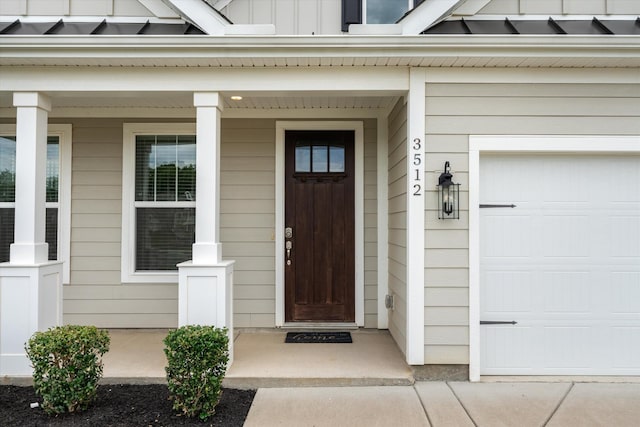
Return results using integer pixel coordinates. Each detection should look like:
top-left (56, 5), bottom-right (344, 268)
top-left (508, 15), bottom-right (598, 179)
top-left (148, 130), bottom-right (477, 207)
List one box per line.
top-left (469, 135), bottom-right (640, 381)
top-left (275, 121), bottom-right (365, 327)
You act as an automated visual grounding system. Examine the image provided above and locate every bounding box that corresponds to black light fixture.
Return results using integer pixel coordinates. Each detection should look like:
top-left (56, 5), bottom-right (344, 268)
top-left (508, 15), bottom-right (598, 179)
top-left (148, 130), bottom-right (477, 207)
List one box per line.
top-left (437, 161), bottom-right (460, 220)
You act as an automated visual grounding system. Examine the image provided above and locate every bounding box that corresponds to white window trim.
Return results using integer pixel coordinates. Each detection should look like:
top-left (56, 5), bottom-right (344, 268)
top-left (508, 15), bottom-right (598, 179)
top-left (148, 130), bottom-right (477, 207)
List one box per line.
top-left (0, 124), bottom-right (71, 284)
top-left (468, 135), bottom-right (640, 382)
top-left (121, 123), bottom-right (196, 284)
top-left (275, 121), bottom-right (365, 327)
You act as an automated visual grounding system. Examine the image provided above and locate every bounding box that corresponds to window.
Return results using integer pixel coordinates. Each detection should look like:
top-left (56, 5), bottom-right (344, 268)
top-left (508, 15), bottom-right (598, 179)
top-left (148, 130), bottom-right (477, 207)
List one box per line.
top-left (365, 0), bottom-right (423, 24)
top-left (122, 124), bottom-right (196, 282)
top-left (0, 125), bottom-right (71, 282)
top-left (295, 143), bottom-right (346, 173)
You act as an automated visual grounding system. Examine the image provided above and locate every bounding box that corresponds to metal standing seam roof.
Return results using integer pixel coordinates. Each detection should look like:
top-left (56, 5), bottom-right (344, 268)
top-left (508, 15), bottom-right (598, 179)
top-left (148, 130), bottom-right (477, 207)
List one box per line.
top-left (424, 17), bottom-right (640, 35)
top-left (0, 20), bottom-right (206, 35)
top-left (1, 17), bottom-right (639, 36)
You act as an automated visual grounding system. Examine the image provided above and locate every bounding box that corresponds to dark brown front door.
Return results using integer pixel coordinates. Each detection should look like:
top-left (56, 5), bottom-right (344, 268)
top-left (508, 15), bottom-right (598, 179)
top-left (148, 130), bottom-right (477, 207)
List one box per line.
top-left (285, 130), bottom-right (355, 322)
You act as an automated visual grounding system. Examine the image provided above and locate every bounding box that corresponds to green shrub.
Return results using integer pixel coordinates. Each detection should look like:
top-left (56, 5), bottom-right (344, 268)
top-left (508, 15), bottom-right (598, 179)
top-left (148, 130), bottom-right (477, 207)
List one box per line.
top-left (25, 325), bottom-right (110, 415)
top-left (164, 325), bottom-right (229, 420)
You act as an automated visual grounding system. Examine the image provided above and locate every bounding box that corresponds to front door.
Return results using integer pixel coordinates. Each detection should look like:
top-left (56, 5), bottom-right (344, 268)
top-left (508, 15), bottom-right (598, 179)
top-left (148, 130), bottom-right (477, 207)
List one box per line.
top-left (285, 130), bottom-right (355, 322)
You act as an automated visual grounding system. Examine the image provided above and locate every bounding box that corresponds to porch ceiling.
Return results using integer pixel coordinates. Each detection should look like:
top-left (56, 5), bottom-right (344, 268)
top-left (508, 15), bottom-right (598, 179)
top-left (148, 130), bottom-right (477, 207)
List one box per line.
top-left (0, 90), bottom-right (400, 117)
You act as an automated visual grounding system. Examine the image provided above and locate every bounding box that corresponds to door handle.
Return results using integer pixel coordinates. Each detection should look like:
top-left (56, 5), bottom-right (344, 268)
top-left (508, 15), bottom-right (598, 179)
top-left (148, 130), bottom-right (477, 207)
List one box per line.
top-left (285, 240), bottom-right (292, 265)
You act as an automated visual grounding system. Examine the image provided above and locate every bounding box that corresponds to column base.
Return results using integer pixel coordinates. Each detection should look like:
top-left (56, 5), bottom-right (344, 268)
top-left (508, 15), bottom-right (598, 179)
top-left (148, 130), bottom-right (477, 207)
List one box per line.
top-left (0, 261), bottom-right (63, 376)
top-left (177, 260), bottom-right (235, 363)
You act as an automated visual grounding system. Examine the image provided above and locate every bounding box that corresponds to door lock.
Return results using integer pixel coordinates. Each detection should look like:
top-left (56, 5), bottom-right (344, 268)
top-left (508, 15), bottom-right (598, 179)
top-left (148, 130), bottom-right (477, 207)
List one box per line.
top-left (285, 240), bottom-right (292, 265)
top-left (285, 227), bottom-right (293, 239)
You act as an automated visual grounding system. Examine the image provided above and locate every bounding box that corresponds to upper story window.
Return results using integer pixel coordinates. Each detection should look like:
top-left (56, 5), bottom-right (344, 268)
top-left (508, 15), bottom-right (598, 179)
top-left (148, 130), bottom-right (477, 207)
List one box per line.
top-left (365, 0), bottom-right (424, 24)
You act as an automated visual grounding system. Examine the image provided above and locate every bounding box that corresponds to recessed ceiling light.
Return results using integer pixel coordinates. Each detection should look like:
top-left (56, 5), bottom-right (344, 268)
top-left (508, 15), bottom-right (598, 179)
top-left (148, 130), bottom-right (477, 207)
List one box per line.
top-left (230, 96), bottom-right (243, 101)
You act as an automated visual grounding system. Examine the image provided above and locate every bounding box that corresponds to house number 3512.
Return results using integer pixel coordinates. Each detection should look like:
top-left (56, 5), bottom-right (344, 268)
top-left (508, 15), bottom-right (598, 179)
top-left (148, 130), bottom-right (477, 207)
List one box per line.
top-left (412, 138), bottom-right (422, 196)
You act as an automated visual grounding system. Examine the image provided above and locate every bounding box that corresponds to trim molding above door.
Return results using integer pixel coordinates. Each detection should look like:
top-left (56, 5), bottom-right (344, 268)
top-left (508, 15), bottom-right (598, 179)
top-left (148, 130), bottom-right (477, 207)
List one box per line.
top-left (275, 121), bottom-right (365, 327)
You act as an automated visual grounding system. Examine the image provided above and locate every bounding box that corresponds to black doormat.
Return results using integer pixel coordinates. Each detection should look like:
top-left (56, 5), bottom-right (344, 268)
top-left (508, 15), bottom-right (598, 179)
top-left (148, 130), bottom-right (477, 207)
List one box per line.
top-left (285, 331), bottom-right (352, 343)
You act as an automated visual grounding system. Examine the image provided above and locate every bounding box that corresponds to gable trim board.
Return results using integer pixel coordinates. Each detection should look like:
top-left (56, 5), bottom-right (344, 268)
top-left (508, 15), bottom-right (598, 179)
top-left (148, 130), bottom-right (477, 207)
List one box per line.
top-left (275, 121), bottom-right (365, 327)
top-left (468, 135), bottom-right (640, 381)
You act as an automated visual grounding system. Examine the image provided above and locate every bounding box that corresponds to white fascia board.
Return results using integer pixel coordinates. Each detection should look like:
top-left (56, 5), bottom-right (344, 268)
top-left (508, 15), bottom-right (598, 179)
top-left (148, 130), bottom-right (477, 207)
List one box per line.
top-left (163, 0), bottom-right (229, 35)
top-left (399, 0), bottom-right (468, 34)
top-left (138, 0), bottom-right (181, 18)
top-left (452, 0), bottom-right (491, 16)
top-left (349, 24), bottom-right (402, 35)
top-left (224, 24), bottom-right (275, 35)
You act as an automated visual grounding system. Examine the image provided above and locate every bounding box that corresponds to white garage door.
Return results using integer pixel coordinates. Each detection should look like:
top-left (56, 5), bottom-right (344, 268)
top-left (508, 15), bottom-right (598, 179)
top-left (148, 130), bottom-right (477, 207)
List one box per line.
top-left (480, 154), bottom-right (640, 375)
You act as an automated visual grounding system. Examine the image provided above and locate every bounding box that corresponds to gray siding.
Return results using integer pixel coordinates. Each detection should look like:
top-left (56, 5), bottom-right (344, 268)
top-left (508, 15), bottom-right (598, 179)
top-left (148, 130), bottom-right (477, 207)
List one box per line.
top-left (64, 118), bottom-right (177, 328)
top-left (220, 0), bottom-right (342, 35)
top-left (387, 98), bottom-right (408, 355)
top-left (363, 119), bottom-right (378, 328)
top-left (423, 82), bottom-right (640, 364)
top-left (478, 0), bottom-right (640, 15)
top-left (62, 117), bottom-right (377, 329)
top-left (0, 0), bottom-right (153, 16)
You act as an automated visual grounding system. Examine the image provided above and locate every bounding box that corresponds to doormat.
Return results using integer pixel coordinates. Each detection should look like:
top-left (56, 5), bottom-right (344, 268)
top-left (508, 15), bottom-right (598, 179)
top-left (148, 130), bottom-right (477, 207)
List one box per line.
top-left (285, 331), bottom-right (352, 344)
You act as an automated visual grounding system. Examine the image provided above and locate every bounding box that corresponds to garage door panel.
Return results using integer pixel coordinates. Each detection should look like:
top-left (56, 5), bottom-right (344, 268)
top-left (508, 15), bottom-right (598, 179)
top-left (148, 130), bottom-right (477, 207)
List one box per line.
top-left (480, 154), bottom-right (640, 375)
top-left (482, 270), bottom-right (533, 314)
top-left (481, 215), bottom-right (533, 258)
top-left (542, 271), bottom-right (590, 313)
top-left (610, 216), bottom-right (640, 257)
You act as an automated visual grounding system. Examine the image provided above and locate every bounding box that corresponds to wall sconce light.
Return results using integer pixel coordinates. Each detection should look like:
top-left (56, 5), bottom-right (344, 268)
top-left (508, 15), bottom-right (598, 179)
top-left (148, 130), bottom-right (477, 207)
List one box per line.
top-left (437, 161), bottom-right (460, 220)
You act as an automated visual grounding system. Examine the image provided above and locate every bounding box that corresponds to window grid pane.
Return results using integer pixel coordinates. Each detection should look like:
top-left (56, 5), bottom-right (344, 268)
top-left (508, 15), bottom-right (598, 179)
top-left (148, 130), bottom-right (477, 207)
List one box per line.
top-left (46, 136), bottom-right (59, 203)
top-left (0, 207), bottom-right (57, 262)
top-left (136, 207), bottom-right (195, 271)
top-left (367, 0), bottom-right (409, 24)
top-left (0, 136), bottom-right (16, 203)
top-left (295, 145), bottom-right (311, 172)
top-left (312, 146), bottom-right (329, 173)
top-left (329, 146), bottom-right (346, 172)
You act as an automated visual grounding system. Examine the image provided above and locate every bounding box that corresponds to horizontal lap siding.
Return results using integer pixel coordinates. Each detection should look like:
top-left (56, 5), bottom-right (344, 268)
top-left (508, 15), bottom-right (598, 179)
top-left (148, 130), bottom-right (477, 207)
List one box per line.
top-left (388, 99), bottom-right (408, 355)
top-left (363, 119), bottom-right (378, 328)
top-left (64, 118), bottom-right (178, 328)
top-left (222, 119), bottom-right (276, 328)
top-left (57, 116), bottom-right (377, 328)
top-left (424, 82), bottom-right (640, 364)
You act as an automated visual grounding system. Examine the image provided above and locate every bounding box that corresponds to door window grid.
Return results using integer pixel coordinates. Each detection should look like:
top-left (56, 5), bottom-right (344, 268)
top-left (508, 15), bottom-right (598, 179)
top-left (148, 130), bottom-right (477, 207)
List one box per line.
top-left (295, 144), bottom-right (346, 173)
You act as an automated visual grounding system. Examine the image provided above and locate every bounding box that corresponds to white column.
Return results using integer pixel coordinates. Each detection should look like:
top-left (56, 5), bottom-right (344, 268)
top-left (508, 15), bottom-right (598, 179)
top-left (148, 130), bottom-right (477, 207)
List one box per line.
top-left (178, 92), bottom-right (234, 363)
top-left (1, 92), bottom-right (62, 376)
top-left (10, 92), bottom-right (50, 264)
top-left (406, 69), bottom-right (426, 365)
top-left (192, 92), bottom-right (223, 264)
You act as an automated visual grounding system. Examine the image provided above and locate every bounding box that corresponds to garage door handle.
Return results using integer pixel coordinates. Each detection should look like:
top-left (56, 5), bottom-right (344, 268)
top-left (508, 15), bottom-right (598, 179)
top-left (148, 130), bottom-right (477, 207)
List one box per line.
top-left (480, 320), bottom-right (518, 325)
top-left (479, 204), bottom-right (516, 208)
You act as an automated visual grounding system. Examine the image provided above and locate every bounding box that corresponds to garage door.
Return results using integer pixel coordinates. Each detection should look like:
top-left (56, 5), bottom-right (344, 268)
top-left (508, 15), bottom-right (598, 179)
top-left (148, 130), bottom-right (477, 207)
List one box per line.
top-left (480, 154), bottom-right (640, 375)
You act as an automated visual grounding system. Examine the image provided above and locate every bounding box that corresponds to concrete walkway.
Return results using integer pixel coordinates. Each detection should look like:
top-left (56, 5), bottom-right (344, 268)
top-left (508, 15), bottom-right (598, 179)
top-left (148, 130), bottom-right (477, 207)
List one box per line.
top-left (244, 382), bottom-right (640, 427)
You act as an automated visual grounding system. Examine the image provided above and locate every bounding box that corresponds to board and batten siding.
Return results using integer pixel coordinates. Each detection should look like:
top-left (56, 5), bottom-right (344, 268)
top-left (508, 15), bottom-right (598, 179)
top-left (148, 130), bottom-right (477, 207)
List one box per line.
top-left (63, 117), bottom-right (378, 329)
top-left (220, 0), bottom-right (342, 35)
top-left (423, 81), bottom-right (640, 364)
top-left (387, 98), bottom-right (408, 355)
top-left (476, 0), bottom-right (640, 15)
top-left (0, 0), bottom-right (153, 16)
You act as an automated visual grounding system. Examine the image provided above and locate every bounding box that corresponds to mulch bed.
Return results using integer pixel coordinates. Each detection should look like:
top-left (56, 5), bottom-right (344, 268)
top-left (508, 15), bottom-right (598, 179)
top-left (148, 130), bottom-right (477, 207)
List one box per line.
top-left (0, 385), bottom-right (255, 427)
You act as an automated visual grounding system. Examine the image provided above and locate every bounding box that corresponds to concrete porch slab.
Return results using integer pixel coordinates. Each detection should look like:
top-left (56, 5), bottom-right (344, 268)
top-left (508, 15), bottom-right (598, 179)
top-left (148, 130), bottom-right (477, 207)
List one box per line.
top-left (224, 329), bottom-right (413, 389)
top-left (101, 329), bottom-right (167, 384)
top-left (448, 382), bottom-right (571, 427)
top-left (243, 386), bottom-right (430, 427)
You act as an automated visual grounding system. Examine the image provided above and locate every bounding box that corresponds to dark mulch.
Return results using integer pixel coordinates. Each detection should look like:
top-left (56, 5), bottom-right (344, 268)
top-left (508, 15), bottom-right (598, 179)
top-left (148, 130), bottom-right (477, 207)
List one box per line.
top-left (0, 385), bottom-right (255, 427)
